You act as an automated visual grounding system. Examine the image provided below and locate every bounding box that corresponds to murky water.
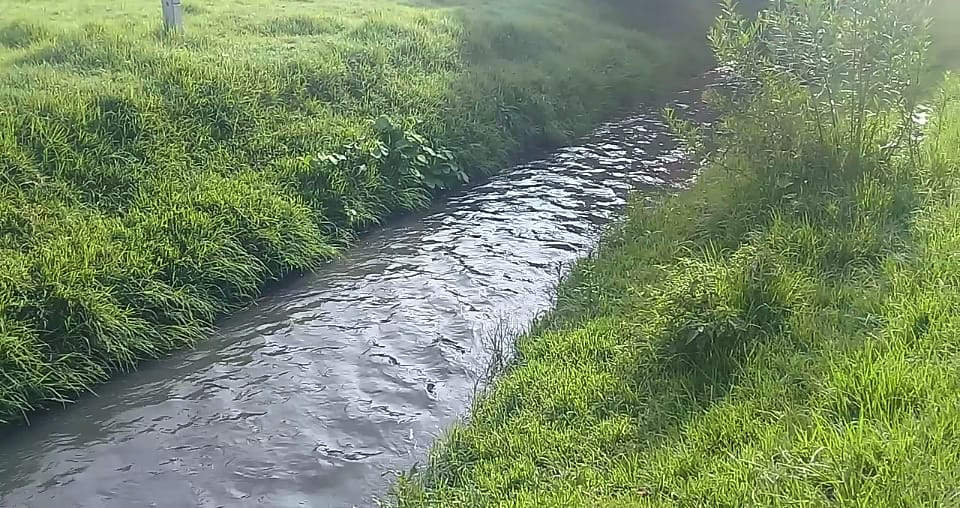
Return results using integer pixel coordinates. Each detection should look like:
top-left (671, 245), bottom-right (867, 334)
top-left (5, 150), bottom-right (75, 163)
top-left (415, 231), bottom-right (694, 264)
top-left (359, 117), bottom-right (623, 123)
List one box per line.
top-left (0, 82), bottom-right (708, 508)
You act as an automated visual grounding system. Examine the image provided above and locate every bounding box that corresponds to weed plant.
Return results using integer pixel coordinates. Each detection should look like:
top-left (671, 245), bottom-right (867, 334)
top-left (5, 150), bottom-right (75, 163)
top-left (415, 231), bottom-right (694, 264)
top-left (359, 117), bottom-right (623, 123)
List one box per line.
top-left (393, 0), bottom-right (960, 505)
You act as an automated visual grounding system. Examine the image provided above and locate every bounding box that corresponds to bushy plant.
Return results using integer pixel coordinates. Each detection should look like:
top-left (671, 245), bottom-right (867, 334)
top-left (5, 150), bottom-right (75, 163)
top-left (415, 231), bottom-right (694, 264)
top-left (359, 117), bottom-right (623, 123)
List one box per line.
top-left (680, 0), bottom-right (930, 178)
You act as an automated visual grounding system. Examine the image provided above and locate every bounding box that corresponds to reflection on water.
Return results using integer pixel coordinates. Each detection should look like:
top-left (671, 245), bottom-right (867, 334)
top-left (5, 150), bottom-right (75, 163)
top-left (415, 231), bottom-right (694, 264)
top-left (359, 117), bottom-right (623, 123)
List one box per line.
top-left (0, 82), bottom-right (706, 508)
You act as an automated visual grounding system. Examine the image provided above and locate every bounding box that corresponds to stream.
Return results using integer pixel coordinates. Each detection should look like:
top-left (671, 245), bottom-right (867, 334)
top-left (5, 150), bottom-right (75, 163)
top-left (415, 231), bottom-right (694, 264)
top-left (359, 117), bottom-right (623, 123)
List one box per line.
top-left (0, 80), bottom-right (709, 508)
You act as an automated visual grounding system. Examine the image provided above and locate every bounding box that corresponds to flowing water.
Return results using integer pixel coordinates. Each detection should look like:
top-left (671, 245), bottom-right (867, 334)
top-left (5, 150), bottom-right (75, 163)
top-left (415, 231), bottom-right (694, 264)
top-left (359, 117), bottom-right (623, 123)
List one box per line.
top-left (0, 81), bottom-right (710, 508)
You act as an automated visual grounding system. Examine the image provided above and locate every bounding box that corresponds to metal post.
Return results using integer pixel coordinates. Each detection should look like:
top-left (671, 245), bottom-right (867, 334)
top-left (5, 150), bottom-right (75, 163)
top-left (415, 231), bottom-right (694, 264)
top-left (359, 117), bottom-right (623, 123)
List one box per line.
top-left (161, 0), bottom-right (184, 31)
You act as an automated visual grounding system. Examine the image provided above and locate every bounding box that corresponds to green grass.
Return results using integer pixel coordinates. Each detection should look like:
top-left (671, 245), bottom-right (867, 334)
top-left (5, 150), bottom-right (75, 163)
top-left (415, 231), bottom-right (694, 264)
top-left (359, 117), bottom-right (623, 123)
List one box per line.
top-left (0, 0), bottom-right (717, 424)
top-left (394, 1), bottom-right (960, 506)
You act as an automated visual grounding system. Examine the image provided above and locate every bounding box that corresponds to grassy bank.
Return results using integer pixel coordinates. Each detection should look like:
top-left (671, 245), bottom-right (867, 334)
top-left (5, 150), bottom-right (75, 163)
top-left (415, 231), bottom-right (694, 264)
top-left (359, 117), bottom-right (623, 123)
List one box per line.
top-left (395, 1), bottom-right (960, 505)
top-left (0, 0), bottom-right (716, 423)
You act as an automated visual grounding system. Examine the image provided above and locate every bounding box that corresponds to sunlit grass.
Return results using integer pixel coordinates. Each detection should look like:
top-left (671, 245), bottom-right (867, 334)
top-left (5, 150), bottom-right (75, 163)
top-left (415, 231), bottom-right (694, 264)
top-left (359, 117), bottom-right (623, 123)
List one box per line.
top-left (0, 0), bottom-right (715, 424)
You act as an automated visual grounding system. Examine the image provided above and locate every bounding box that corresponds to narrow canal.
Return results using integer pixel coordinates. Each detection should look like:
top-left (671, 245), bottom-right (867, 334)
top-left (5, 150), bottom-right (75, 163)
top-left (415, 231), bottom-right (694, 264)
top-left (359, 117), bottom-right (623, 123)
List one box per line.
top-left (0, 81), bottom-right (709, 508)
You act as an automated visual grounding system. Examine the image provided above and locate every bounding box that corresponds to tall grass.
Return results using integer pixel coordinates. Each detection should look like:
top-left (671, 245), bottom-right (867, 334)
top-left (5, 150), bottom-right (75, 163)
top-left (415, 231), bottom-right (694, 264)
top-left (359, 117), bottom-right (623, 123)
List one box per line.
top-left (393, 1), bottom-right (960, 505)
top-left (0, 0), bottom-right (716, 424)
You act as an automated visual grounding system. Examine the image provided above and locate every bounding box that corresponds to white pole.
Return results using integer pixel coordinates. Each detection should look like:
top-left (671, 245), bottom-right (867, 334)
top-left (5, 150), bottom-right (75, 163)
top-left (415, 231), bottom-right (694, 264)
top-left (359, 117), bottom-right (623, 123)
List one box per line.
top-left (161, 0), bottom-right (184, 31)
